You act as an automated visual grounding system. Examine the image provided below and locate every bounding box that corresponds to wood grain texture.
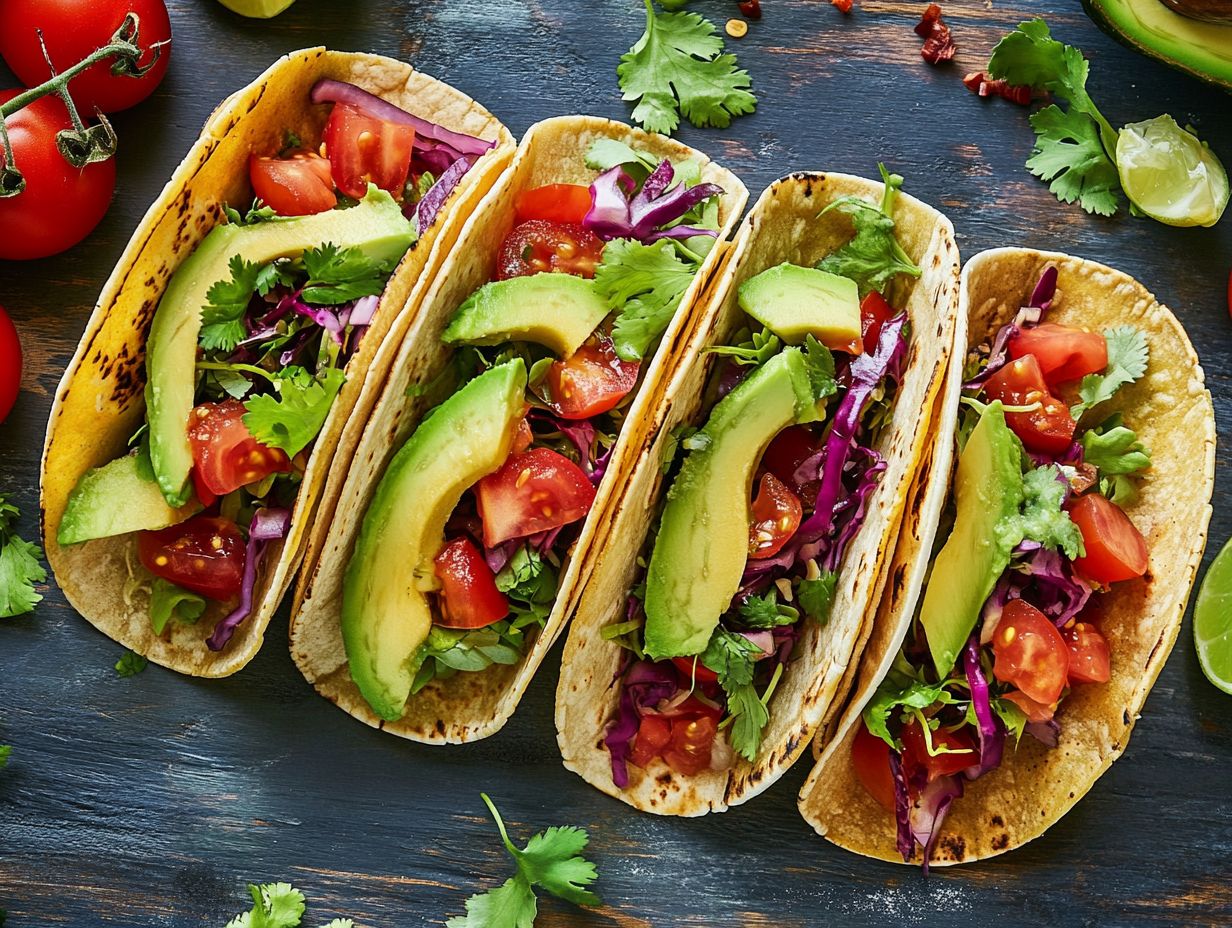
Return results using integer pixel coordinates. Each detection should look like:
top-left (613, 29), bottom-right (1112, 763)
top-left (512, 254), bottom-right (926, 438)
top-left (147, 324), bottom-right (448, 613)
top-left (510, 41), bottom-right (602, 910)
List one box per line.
top-left (1, 1), bottom-right (1230, 925)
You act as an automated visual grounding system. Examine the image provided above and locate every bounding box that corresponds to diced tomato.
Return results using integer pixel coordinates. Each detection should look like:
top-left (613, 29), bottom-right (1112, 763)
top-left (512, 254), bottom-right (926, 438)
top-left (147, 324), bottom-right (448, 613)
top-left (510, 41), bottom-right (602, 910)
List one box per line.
top-left (515, 184), bottom-right (592, 225)
top-left (671, 656), bottom-right (720, 685)
top-left (187, 400), bottom-right (292, 498)
top-left (545, 334), bottom-right (640, 419)
top-left (983, 354), bottom-right (1077, 454)
top-left (1062, 619), bottom-right (1111, 684)
top-left (629, 714), bottom-right (672, 769)
top-left (248, 150), bottom-right (337, 216)
top-left (853, 291), bottom-right (896, 354)
top-left (652, 692), bottom-right (724, 721)
top-left (1002, 688), bottom-right (1056, 723)
top-left (475, 447), bottom-right (597, 547)
top-left (759, 425), bottom-right (821, 501)
top-left (852, 721), bottom-right (898, 812)
top-left (1069, 493), bottom-right (1149, 585)
top-left (662, 715), bottom-right (717, 776)
top-left (748, 472), bottom-right (802, 560)
top-left (900, 718), bottom-right (976, 781)
top-left (991, 600), bottom-right (1070, 705)
top-left (1008, 324), bottom-right (1108, 386)
top-left (496, 220), bottom-right (605, 280)
top-left (432, 537), bottom-right (509, 629)
top-left (323, 102), bottom-right (416, 199)
top-left (138, 515), bottom-right (246, 601)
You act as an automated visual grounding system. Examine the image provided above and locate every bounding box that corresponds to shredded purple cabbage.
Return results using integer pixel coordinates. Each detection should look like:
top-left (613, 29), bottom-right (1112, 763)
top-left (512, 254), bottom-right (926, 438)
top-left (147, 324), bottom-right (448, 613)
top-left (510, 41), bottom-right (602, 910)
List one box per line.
top-left (415, 153), bottom-right (475, 234)
top-left (348, 294), bottom-right (379, 327)
top-left (980, 544), bottom-right (1093, 643)
top-left (888, 751), bottom-right (915, 861)
top-left (1029, 265), bottom-right (1058, 312)
top-left (822, 447), bottom-right (887, 572)
top-left (1025, 719), bottom-right (1060, 747)
top-left (963, 636), bottom-right (1004, 779)
top-left (583, 159), bottom-right (724, 243)
top-left (206, 507), bottom-right (291, 651)
top-left (605, 660), bottom-right (679, 787)
top-left (963, 266), bottom-right (1056, 389)
top-left (909, 774), bottom-right (963, 873)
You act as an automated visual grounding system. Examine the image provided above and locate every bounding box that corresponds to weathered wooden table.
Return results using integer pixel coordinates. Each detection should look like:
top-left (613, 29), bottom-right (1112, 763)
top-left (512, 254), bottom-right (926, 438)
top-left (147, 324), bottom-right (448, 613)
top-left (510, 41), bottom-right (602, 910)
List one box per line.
top-left (2, 1), bottom-right (1230, 924)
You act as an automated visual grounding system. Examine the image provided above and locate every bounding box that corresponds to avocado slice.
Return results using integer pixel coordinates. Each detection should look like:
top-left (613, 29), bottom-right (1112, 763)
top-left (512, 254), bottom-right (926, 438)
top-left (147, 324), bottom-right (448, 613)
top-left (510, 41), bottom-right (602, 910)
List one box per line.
top-left (919, 402), bottom-right (1026, 679)
top-left (341, 359), bottom-right (528, 720)
top-left (1085, 0), bottom-right (1232, 91)
top-left (58, 453), bottom-right (203, 545)
top-left (440, 274), bottom-right (610, 357)
top-left (643, 349), bottom-right (823, 660)
top-left (145, 187), bottom-right (416, 507)
top-left (738, 263), bottom-right (862, 347)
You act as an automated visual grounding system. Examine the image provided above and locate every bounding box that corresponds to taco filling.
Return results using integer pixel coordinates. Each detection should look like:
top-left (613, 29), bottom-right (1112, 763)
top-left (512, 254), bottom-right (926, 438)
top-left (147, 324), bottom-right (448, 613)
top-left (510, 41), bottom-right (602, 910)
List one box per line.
top-left (341, 140), bottom-right (726, 722)
top-left (600, 168), bottom-right (921, 787)
top-left (852, 267), bottom-right (1152, 867)
top-left (57, 80), bottom-right (494, 650)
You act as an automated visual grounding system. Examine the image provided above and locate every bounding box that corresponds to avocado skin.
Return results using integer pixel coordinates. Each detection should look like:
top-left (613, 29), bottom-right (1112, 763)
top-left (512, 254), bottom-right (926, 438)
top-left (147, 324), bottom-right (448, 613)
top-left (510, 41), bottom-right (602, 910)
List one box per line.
top-left (919, 402), bottom-right (1025, 679)
top-left (341, 359), bottom-right (527, 721)
top-left (643, 348), bottom-right (820, 660)
top-left (58, 453), bottom-right (203, 545)
top-left (1085, 0), bottom-right (1232, 91)
top-left (145, 188), bottom-right (416, 508)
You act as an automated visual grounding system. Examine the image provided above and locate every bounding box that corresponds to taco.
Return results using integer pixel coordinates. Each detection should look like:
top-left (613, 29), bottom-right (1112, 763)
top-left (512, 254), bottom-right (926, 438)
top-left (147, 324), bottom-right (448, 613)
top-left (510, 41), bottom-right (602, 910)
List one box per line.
top-left (554, 168), bottom-right (962, 815)
top-left (798, 248), bottom-right (1216, 866)
top-left (288, 115), bottom-right (747, 742)
top-left (41, 48), bottom-right (515, 676)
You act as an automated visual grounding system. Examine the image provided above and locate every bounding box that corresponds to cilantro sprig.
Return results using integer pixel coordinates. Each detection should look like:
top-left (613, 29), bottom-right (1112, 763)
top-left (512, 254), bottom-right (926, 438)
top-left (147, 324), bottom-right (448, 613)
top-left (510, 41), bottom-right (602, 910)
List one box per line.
top-left (0, 496), bottom-right (45, 619)
top-left (243, 366), bottom-right (347, 458)
top-left (701, 629), bottom-right (770, 761)
top-left (1082, 413), bottom-right (1151, 505)
top-left (114, 651), bottom-right (148, 677)
top-left (224, 882), bottom-right (352, 928)
top-left (446, 794), bottom-right (600, 928)
top-left (1070, 326), bottom-right (1149, 419)
top-left (596, 238), bottom-right (699, 362)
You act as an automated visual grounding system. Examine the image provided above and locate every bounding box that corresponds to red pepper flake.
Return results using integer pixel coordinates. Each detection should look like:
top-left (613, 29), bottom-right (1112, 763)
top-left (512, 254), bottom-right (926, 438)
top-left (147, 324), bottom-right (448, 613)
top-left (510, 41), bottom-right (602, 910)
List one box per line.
top-left (831, 0), bottom-right (853, 13)
top-left (962, 70), bottom-right (1033, 105)
top-left (739, 0), bottom-right (762, 19)
top-left (915, 3), bottom-right (956, 65)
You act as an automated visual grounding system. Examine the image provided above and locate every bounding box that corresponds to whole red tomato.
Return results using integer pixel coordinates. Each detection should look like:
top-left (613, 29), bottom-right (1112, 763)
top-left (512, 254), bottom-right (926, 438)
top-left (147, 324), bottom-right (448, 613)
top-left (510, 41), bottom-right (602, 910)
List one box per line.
top-left (0, 306), bottom-right (20, 423)
top-left (0, 91), bottom-right (116, 260)
top-left (0, 0), bottom-right (171, 114)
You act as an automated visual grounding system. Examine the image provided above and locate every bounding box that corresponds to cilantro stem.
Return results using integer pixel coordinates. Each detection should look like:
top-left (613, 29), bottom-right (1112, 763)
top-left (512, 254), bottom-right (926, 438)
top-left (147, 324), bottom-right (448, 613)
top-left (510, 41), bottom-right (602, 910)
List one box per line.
top-left (480, 793), bottom-right (520, 858)
top-left (759, 661), bottom-right (785, 707)
top-left (196, 360), bottom-right (278, 384)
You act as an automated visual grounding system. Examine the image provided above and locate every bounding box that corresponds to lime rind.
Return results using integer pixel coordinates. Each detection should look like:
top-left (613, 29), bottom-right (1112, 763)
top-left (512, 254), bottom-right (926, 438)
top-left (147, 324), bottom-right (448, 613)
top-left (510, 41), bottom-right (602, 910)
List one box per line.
top-left (1116, 115), bottom-right (1230, 228)
top-left (1195, 537), bottom-right (1232, 695)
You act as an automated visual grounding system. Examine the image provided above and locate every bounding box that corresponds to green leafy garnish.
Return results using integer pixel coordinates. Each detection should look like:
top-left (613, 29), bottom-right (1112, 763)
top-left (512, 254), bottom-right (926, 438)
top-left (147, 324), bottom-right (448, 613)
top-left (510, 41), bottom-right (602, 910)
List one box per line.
top-left (1070, 326), bottom-right (1149, 419)
top-left (243, 366), bottom-right (347, 458)
top-left (802, 334), bottom-right (838, 402)
top-left (1018, 465), bottom-right (1084, 559)
top-left (0, 745), bottom-right (11, 769)
top-left (702, 629), bottom-right (769, 761)
top-left (200, 255), bottom-right (293, 352)
top-left (495, 546), bottom-right (558, 628)
top-left (446, 794), bottom-right (600, 928)
top-left (816, 164), bottom-right (921, 298)
top-left (584, 138), bottom-right (659, 176)
top-left (618, 0), bottom-right (755, 135)
top-left (115, 651), bottom-right (148, 677)
top-left (149, 578), bottom-right (207, 635)
top-left (796, 570), bottom-right (838, 623)
top-left (1081, 413), bottom-right (1151, 505)
top-left (1026, 105), bottom-right (1120, 217)
top-left (991, 695), bottom-right (1028, 744)
top-left (595, 238), bottom-right (698, 361)
top-left (299, 243), bottom-right (391, 306)
top-left (863, 678), bottom-right (959, 749)
top-left (0, 496), bottom-right (45, 619)
top-left (223, 199), bottom-right (280, 227)
top-left (708, 327), bottom-right (782, 367)
top-left (738, 591), bottom-right (800, 629)
top-left (223, 881), bottom-right (351, 928)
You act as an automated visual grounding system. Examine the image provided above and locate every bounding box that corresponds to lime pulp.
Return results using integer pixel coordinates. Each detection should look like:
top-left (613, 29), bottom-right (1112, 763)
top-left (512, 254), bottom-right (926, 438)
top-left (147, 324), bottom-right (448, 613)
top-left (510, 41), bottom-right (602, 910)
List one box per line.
top-left (1116, 115), bottom-right (1229, 228)
top-left (1195, 536), bottom-right (1232, 695)
top-left (216, 0), bottom-right (297, 18)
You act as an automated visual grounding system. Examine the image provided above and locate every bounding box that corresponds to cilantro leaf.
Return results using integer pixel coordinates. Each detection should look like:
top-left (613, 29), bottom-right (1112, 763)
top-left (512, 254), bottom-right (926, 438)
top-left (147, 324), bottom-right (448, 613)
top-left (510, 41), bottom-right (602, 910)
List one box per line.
top-left (1025, 105), bottom-right (1120, 217)
top-left (803, 335), bottom-right (838, 402)
top-left (0, 496), bottom-right (46, 618)
top-left (114, 651), bottom-right (148, 677)
top-left (701, 629), bottom-right (767, 760)
top-left (224, 199), bottom-right (280, 226)
top-left (243, 366), bottom-right (347, 457)
top-left (1082, 413), bottom-right (1151, 505)
top-left (201, 256), bottom-right (267, 353)
top-left (495, 546), bottom-right (558, 628)
top-left (737, 591), bottom-right (799, 629)
top-left (322, 922), bottom-right (354, 928)
top-left (300, 243), bottom-right (391, 306)
top-left (1071, 326), bottom-right (1149, 419)
top-left (862, 678), bottom-right (955, 749)
top-left (447, 795), bottom-right (600, 928)
top-left (0, 745), bottom-right (11, 769)
top-left (1018, 465), bottom-right (1084, 559)
top-left (225, 883), bottom-right (306, 928)
top-left (708, 327), bottom-right (781, 367)
top-left (796, 570), bottom-right (838, 623)
top-left (992, 696), bottom-right (1028, 744)
top-left (595, 238), bottom-right (698, 361)
top-left (149, 578), bottom-right (206, 635)
top-left (584, 138), bottom-right (659, 176)
top-left (816, 166), bottom-right (921, 297)
top-left (618, 0), bottom-right (755, 134)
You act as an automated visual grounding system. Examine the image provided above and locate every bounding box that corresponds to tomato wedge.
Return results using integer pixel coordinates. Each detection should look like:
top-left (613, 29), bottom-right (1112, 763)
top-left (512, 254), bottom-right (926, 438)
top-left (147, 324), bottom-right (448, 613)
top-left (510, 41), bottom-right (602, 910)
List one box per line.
top-left (748, 472), bottom-right (802, 559)
top-left (1008, 324), bottom-right (1108, 386)
top-left (759, 425), bottom-right (821, 502)
top-left (1002, 689), bottom-right (1055, 723)
top-left (1062, 619), bottom-right (1111, 684)
top-left (475, 447), bottom-right (597, 547)
top-left (545, 335), bottom-right (640, 419)
top-left (249, 151), bottom-right (337, 216)
top-left (991, 599), bottom-right (1069, 705)
top-left (839, 291), bottom-right (897, 354)
top-left (515, 184), bottom-right (592, 224)
top-left (900, 718), bottom-right (976, 781)
top-left (852, 721), bottom-right (898, 812)
top-left (138, 516), bottom-right (246, 601)
top-left (630, 714), bottom-right (672, 768)
top-left (496, 220), bottom-right (605, 280)
top-left (433, 537), bottom-right (509, 629)
top-left (662, 715), bottom-right (717, 775)
top-left (1068, 493), bottom-right (1149, 585)
top-left (983, 354), bottom-right (1077, 455)
top-left (324, 102), bottom-right (416, 199)
top-left (187, 400), bottom-right (292, 499)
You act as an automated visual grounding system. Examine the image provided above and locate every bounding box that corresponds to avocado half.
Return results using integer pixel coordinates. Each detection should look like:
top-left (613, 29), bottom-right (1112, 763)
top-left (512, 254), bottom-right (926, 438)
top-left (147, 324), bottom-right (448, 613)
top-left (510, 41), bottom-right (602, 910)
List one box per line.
top-left (1084, 0), bottom-right (1232, 91)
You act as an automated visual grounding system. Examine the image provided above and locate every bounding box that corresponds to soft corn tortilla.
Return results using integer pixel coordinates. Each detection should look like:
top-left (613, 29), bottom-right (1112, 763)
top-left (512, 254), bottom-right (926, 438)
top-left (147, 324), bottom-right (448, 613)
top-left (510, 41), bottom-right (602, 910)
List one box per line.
top-left (555, 172), bottom-right (962, 815)
top-left (288, 115), bottom-right (748, 743)
top-left (798, 247), bottom-right (1216, 864)
top-left (40, 48), bottom-right (515, 677)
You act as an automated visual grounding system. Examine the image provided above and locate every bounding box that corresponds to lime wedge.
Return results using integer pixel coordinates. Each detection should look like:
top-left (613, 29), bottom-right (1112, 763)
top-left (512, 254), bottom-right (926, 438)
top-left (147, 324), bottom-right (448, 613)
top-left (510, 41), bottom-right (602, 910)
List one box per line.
top-left (1195, 536), bottom-right (1232, 695)
top-left (1116, 115), bottom-right (1229, 228)
top-left (216, 0), bottom-right (297, 17)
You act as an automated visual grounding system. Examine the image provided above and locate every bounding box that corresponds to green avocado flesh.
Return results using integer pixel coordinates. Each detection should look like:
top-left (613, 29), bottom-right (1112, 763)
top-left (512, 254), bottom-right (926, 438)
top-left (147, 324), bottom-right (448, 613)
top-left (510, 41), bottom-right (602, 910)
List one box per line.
top-left (58, 454), bottom-right (202, 545)
top-left (145, 188), bottom-right (416, 507)
top-left (341, 359), bottom-right (528, 721)
top-left (920, 402), bottom-right (1025, 679)
top-left (738, 263), bottom-right (862, 347)
top-left (1085, 0), bottom-right (1232, 89)
top-left (643, 349), bottom-right (821, 660)
top-left (440, 273), bottom-right (610, 357)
